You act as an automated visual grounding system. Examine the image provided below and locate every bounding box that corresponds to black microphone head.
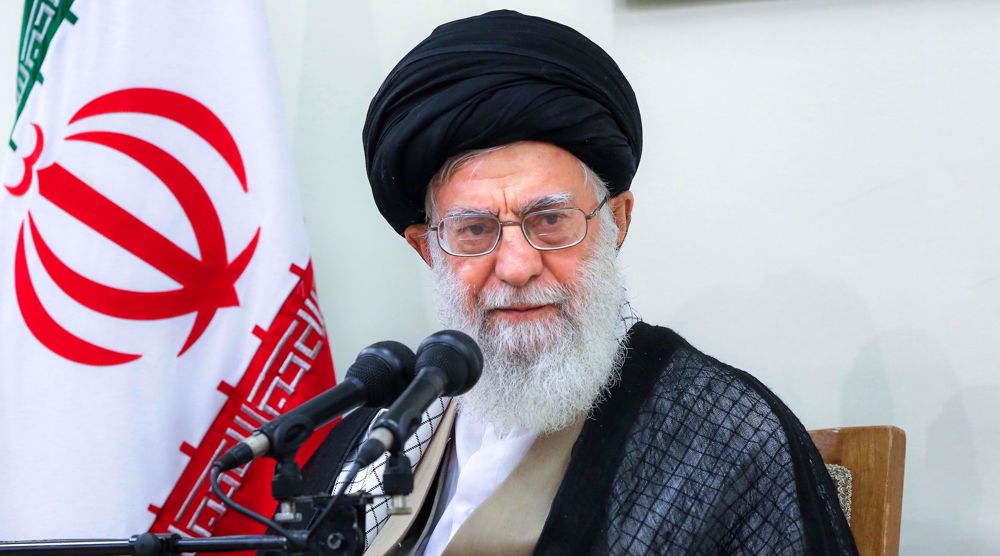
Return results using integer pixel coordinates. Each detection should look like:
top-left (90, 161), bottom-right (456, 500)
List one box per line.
top-left (347, 340), bottom-right (416, 407)
top-left (415, 330), bottom-right (483, 396)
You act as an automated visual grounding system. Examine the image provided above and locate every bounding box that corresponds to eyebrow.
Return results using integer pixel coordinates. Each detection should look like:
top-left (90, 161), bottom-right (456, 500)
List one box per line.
top-left (441, 192), bottom-right (575, 220)
top-left (514, 193), bottom-right (574, 216)
top-left (442, 206), bottom-right (496, 219)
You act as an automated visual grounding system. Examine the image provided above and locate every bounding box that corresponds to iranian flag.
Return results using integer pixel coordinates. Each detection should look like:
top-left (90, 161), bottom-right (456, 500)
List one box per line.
top-left (0, 0), bottom-right (337, 542)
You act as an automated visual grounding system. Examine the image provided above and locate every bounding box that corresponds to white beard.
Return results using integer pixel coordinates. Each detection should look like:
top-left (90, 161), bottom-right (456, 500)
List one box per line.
top-left (430, 215), bottom-right (628, 436)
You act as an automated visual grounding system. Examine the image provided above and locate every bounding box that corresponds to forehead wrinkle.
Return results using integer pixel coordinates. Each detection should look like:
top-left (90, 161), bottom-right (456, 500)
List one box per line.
top-left (457, 157), bottom-right (492, 183)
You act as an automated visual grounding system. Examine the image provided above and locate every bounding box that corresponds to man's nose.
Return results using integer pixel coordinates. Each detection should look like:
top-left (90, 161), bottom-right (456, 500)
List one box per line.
top-left (492, 226), bottom-right (543, 287)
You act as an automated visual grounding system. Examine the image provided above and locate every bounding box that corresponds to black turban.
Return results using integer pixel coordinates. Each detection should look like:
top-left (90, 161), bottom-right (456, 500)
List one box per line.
top-left (363, 10), bottom-right (643, 235)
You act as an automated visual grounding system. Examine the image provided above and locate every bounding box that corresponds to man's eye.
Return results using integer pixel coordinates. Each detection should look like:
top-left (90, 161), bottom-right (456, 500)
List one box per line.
top-left (452, 218), bottom-right (495, 237)
top-left (532, 212), bottom-right (569, 228)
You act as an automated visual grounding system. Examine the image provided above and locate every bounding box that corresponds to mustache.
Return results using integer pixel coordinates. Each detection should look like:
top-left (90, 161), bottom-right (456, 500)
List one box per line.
top-left (477, 281), bottom-right (573, 312)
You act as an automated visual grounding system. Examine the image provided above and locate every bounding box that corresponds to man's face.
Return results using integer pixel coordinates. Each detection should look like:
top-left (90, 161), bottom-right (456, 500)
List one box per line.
top-left (405, 141), bottom-right (634, 434)
top-left (426, 141), bottom-right (612, 321)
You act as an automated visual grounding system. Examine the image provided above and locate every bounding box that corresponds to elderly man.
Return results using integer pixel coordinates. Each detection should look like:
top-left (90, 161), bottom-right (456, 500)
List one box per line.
top-left (303, 10), bottom-right (857, 555)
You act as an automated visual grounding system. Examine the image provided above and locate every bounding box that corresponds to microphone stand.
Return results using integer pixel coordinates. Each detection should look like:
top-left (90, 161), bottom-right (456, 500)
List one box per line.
top-left (0, 533), bottom-right (288, 555)
top-left (0, 443), bottom-right (372, 556)
top-left (0, 492), bottom-right (371, 556)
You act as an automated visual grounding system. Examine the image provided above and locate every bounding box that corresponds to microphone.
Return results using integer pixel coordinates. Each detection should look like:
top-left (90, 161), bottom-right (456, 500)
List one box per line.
top-left (353, 330), bottom-right (482, 468)
top-left (214, 341), bottom-right (416, 471)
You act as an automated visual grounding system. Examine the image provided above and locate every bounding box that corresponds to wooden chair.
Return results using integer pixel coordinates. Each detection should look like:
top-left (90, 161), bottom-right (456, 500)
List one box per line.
top-left (808, 426), bottom-right (906, 556)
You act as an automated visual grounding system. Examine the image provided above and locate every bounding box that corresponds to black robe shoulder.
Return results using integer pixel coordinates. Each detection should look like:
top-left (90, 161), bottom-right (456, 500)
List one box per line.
top-left (299, 322), bottom-right (858, 555)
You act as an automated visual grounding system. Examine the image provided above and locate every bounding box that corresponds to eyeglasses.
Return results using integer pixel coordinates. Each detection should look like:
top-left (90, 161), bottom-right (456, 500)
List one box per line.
top-left (429, 197), bottom-right (609, 257)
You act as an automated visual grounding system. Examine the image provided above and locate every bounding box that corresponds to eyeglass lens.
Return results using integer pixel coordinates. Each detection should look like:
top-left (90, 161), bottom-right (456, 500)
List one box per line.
top-left (439, 208), bottom-right (587, 256)
top-left (442, 215), bottom-right (501, 255)
top-left (523, 209), bottom-right (583, 249)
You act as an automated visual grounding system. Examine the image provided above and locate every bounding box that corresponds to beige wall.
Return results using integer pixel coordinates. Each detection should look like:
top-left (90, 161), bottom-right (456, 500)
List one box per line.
top-left (2, 1), bottom-right (998, 552)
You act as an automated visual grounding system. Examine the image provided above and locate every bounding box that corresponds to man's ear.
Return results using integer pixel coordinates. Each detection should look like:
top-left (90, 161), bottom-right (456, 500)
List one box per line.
top-left (609, 191), bottom-right (634, 248)
top-left (404, 224), bottom-right (433, 267)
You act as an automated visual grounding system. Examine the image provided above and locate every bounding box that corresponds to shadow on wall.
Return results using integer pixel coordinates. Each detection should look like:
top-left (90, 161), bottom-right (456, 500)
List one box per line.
top-left (844, 330), bottom-right (993, 553)
top-left (288, 1), bottom-right (439, 367)
top-left (662, 269), bottom-right (877, 420)
top-left (920, 388), bottom-right (989, 552)
top-left (948, 384), bottom-right (1000, 551)
top-left (662, 271), bottom-right (993, 551)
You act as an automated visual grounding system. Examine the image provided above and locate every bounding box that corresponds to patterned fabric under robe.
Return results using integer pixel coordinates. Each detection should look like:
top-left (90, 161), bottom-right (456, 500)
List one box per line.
top-left (291, 322), bottom-right (858, 555)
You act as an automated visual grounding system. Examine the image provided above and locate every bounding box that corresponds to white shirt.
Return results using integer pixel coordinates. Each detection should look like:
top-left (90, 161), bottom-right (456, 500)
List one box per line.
top-left (421, 412), bottom-right (537, 555)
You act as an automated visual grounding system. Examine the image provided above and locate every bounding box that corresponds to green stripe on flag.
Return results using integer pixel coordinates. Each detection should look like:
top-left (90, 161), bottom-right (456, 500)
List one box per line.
top-left (11, 0), bottom-right (76, 148)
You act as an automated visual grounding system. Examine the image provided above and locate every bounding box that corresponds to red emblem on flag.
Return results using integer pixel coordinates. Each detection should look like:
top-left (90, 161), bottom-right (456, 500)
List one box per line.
top-left (5, 88), bottom-right (259, 366)
top-left (148, 263), bottom-right (336, 541)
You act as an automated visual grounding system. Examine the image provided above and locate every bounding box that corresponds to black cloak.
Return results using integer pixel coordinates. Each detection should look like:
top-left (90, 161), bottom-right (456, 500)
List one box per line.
top-left (298, 323), bottom-right (859, 555)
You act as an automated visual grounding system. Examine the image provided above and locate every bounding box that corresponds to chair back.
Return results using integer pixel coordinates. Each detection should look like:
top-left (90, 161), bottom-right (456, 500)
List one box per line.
top-left (808, 426), bottom-right (906, 556)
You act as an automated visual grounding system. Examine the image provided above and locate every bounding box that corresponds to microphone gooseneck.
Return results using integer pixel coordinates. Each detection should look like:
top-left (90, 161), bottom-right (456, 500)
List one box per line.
top-left (213, 341), bottom-right (416, 471)
top-left (354, 330), bottom-right (483, 468)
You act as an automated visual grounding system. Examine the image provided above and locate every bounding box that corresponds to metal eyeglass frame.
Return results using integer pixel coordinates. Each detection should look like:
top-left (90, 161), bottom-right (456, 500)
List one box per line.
top-left (429, 196), bottom-right (609, 257)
